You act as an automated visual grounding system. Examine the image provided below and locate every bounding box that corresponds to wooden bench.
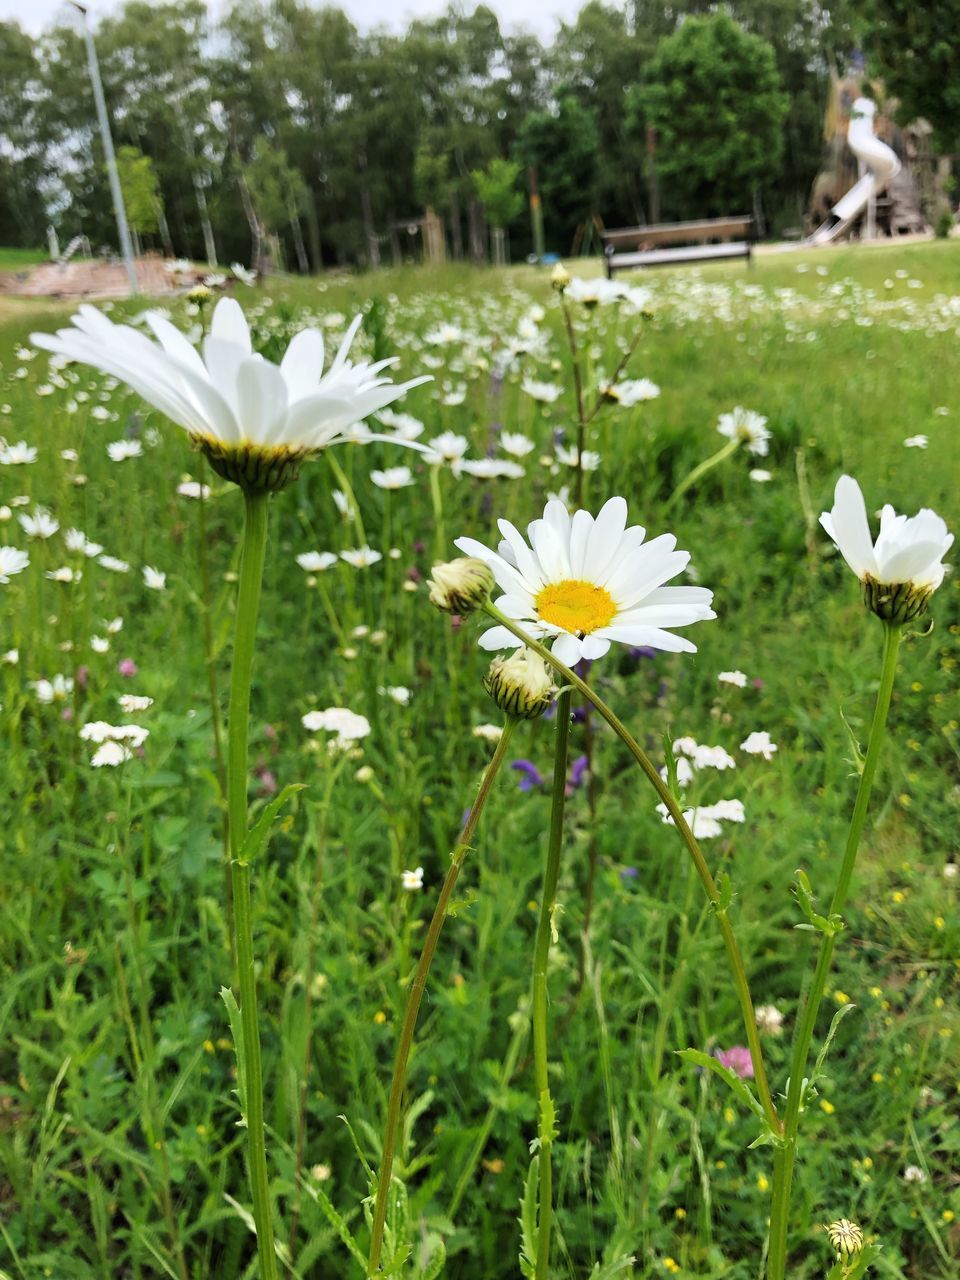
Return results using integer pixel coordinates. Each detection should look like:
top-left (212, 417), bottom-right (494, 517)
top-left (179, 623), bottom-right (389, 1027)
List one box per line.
top-left (601, 216), bottom-right (755, 276)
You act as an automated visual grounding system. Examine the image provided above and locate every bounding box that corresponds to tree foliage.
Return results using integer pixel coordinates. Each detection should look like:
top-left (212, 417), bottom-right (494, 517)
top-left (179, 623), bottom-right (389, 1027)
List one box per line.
top-left (629, 14), bottom-right (789, 221)
top-left (0, 0), bottom-right (873, 261)
top-left (860, 0), bottom-right (960, 150)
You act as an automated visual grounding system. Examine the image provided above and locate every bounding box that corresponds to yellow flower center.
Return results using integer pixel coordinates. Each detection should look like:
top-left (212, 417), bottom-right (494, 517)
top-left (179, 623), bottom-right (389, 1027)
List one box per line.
top-left (535, 579), bottom-right (616, 635)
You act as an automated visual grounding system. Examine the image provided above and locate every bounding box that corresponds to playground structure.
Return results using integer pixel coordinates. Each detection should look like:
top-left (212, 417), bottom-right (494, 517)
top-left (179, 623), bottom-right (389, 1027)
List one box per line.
top-left (805, 77), bottom-right (929, 244)
top-left (807, 99), bottom-right (900, 244)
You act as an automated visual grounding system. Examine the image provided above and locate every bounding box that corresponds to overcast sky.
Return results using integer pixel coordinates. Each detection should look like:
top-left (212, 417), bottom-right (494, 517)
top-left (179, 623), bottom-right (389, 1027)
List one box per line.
top-left (1, 0), bottom-right (585, 40)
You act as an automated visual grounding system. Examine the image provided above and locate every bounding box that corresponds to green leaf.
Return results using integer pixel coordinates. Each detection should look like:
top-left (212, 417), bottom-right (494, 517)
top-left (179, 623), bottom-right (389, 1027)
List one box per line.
top-left (661, 732), bottom-right (680, 798)
top-left (219, 988), bottom-right (247, 1125)
top-left (300, 1178), bottom-right (368, 1268)
top-left (808, 1003), bottom-right (856, 1095)
top-left (518, 1154), bottom-right (539, 1279)
top-left (711, 870), bottom-right (734, 915)
top-left (420, 1237), bottom-right (447, 1280)
top-left (793, 868), bottom-right (844, 936)
top-left (237, 782), bottom-right (305, 866)
top-left (676, 1048), bottom-right (767, 1126)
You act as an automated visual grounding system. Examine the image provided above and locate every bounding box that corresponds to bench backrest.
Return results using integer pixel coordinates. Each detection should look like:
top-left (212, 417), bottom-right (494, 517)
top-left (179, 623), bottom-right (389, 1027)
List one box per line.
top-left (602, 217), bottom-right (754, 252)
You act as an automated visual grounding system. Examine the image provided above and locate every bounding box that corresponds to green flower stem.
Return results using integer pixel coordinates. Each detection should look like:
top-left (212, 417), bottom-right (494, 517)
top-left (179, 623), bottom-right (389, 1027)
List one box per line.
top-left (227, 491), bottom-right (278, 1280)
top-left (668, 437), bottom-right (740, 507)
top-left (368, 718), bottom-right (517, 1275)
top-left (532, 687), bottom-right (572, 1280)
top-left (481, 603), bottom-right (781, 1136)
top-left (559, 296), bottom-right (587, 507)
top-left (767, 621), bottom-right (902, 1280)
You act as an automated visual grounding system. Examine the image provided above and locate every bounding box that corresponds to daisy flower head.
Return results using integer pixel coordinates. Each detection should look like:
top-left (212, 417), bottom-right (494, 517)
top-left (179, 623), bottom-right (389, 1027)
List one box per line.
top-left (717, 406), bottom-right (771, 456)
top-left (820, 474), bottom-right (953, 622)
top-left (31, 299), bottom-right (431, 494)
top-left (0, 546), bottom-right (30, 582)
top-left (455, 496), bottom-right (715, 666)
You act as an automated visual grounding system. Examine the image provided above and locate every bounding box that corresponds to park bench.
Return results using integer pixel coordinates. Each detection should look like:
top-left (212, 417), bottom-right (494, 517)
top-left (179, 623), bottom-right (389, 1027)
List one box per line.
top-left (601, 216), bottom-right (755, 276)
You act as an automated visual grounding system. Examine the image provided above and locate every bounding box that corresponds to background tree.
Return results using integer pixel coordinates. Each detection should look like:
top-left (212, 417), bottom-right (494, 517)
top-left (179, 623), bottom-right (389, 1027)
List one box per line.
top-left (472, 157), bottom-right (524, 262)
top-left (858, 0), bottom-right (960, 151)
top-left (629, 14), bottom-right (788, 224)
top-left (115, 146), bottom-right (162, 253)
top-left (516, 95), bottom-right (600, 253)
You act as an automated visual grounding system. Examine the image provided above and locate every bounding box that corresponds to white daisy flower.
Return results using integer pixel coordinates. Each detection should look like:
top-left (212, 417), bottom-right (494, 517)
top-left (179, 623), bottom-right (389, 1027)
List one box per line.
top-left (401, 866), bottom-right (424, 891)
top-left (717, 406), bottom-right (771, 456)
top-left (0, 440), bottom-right (38, 465)
top-left (370, 466), bottom-right (414, 490)
top-left (522, 377), bottom-right (563, 404)
top-left (602, 378), bottom-right (660, 406)
top-left (332, 489), bottom-right (355, 519)
top-left (142, 565), bottom-right (167, 590)
top-left (426, 431), bottom-right (469, 464)
top-left (820, 475), bottom-right (952, 620)
top-left (177, 479), bottom-right (212, 500)
top-left (339, 547), bottom-right (382, 568)
top-left (458, 458), bottom-right (524, 479)
top-left (31, 299), bottom-right (431, 494)
top-left (64, 528), bottom-right (104, 558)
top-left (46, 566), bottom-right (80, 583)
top-left (472, 723), bottom-right (503, 742)
top-left (555, 445), bottom-right (600, 471)
top-left (740, 730), bottom-right (778, 760)
top-left (903, 435), bottom-right (928, 449)
top-left (302, 707), bottom-right (371, 742)
top-left (18, 508), bottom-right (59, 540)
top-left (378, 685), bottom-right (411, 705)
top-left (90, 633), bottom-right (109, 651)
top-left (377, 409), bottom-right (425, 439)
top-left (33, 674), bottom-right (73, 703)
top-left (749, 469), bottom-right (773, 483)
top-left (500, 431), bottom-right (536, 458)
top-left (0, 546), bottom-right (30, 582)
top-left (296, 551), bottom-right (337, 572)
top-left (98, 555), bottom-right (131, 573)
top-left (455, 495), bottom-right (715, 666)
top-left (107, 439), bottom-right (143, 461)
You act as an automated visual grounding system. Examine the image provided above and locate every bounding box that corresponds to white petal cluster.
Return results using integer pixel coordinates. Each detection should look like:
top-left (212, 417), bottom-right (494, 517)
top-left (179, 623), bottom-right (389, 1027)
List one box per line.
top-left (716, 406), bottom-right (770, 456)
top-left (740, 730), bottom-right (778, 760)
top-left (456, 496), bottom-right (715, 666)
top-left (302, 707), bottom-right (371, 745)
top-left (820, 475), bottom-right (952, 594)
top-left (0, 546), bottom-right (30, 582)
top-left (32, 299), bottom-right (430, 457)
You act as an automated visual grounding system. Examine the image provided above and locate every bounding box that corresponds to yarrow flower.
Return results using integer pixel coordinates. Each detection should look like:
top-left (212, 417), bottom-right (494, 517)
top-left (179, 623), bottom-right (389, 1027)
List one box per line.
top-left (740, 730), bottom-right (778, 760)
top-left (456, 496), bottom-right (714, 666)
top-left (820, 474), bottom-right (952, 623)
top-left (31, 299), bottom-right (430, 494)
top-left (302, 706), bottom-right (371, 747)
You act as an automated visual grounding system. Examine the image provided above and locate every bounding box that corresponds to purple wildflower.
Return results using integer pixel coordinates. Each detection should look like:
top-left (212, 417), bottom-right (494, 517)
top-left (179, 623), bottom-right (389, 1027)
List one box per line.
top-left (511, 759), bottom-right (545, 791)
top-left (117, 658), bottom-right (138, 678)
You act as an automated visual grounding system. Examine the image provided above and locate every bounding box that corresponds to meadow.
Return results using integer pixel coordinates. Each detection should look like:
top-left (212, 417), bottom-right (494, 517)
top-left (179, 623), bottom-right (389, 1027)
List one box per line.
top-left (0, 242), bottom-right (957, 1280)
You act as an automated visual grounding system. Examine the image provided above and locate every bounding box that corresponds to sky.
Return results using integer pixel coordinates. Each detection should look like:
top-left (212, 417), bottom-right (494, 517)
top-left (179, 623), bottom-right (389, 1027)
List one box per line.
top-left (1, 0), bottom-right (586, 40)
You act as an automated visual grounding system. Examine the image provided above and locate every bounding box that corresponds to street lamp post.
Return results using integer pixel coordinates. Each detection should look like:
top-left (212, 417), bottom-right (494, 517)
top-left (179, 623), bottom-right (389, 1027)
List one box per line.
top-left (70, 2), bottom-right (138, 293)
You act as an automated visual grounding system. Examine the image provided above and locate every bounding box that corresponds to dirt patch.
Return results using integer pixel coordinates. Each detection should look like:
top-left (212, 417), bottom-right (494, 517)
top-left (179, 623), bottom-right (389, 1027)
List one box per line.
top-left (0, 255), bottom-right (191, 300)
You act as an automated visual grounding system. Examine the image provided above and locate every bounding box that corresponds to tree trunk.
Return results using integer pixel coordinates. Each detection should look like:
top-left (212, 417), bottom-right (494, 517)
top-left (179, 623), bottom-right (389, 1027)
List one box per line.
top-left (155, 200), bottom-right (174, 257)
top-left (468, 198), bottom-right (486, 263)
top-left (360, 185), bottom-right (380, 268)
top-left (448, 190), bottom-right (463, 260)
top-left (238, 170), bottom-right (267, 274)
top-left (175, 105), bottom-right (218, 265)
top-left (305, 189), bottom-right (322, 271)
top-left (288, 200), bottom-right (310, 273)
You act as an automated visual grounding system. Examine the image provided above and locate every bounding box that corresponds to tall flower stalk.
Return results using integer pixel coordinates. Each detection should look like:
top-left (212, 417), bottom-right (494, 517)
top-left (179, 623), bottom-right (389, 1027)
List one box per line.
top-left (368, 717), bottom-right (517, 1274)
top-left (227, 490), bottom-right (278, 1279)
top-left (766, 621), bottom-right (901, 1280)
top-left (479, 599), bottom-right (780, 1132)
top-left (530, 686), bottom-right (571, 1279)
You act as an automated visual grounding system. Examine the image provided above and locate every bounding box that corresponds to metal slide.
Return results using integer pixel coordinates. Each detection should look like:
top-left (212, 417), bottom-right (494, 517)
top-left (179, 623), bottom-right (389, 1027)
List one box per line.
top-left (807, 98), bottom-right (901, 246)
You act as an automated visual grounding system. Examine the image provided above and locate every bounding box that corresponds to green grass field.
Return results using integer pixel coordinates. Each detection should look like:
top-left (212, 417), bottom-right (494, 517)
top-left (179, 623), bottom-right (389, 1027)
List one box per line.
top-left (0, 242), bottom-right (957, 1279)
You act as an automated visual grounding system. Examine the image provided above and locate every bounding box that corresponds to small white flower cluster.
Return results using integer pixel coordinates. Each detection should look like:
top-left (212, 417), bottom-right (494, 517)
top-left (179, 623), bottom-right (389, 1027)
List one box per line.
top-left (302, 707), bottom-right (371, 752)
top-left (79, 719), bottom-right (150, 767)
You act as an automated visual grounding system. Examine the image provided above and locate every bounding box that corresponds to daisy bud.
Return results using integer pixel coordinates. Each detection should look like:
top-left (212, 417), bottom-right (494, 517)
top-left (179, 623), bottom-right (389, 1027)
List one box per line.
top-left (428, 557), bottom-right (495, 615)
top-left (483, 648), bottom-right (555, 720)
top-left (551, 262), bottom-right (570, 292)
top-left (826, 1219), bottom-right (863, 1259)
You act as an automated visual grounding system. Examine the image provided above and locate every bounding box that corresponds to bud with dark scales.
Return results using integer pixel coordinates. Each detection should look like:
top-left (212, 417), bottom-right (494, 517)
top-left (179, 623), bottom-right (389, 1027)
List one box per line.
top-left (483, 649), bottom-right (555, 720)
top-left (428, 557), bottom-right (495, 615)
